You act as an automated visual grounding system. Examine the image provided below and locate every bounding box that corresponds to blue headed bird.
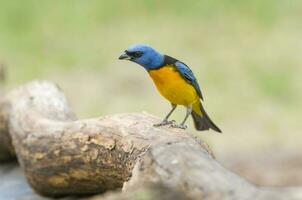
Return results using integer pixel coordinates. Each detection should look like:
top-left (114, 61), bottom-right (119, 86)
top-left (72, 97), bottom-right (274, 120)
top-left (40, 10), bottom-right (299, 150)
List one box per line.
top-left (119, 44), bottom-right (221, 133)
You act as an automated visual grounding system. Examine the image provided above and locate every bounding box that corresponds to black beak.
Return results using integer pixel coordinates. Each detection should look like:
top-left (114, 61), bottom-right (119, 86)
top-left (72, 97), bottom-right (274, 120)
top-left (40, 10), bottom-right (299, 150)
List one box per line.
top-left (118, 53), bottom-right (131, 60)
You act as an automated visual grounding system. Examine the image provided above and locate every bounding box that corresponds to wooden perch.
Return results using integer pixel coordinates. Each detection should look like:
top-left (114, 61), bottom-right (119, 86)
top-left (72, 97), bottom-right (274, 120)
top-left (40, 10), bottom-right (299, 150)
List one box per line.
top-left (0, 80), bottom-right (301, 200)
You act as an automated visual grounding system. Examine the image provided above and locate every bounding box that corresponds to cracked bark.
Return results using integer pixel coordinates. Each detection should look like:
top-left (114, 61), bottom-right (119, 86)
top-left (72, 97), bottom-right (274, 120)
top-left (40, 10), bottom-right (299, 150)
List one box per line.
top-left (0, 80), bottom-right (301, 200)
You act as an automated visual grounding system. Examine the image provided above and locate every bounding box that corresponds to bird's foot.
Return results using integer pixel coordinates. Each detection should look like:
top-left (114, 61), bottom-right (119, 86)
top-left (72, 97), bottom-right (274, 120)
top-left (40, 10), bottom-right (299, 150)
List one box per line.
top-left (153, 120), bottom-right (175, 127)
top-left (170, 124), bottom-right (187, 130)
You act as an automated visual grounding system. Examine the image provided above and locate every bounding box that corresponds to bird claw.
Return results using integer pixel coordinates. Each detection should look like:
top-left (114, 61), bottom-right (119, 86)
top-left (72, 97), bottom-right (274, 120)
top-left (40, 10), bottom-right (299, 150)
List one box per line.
top-left (170, 124), bottom-right (187, 130)
top-left (154, 120), bottom-right (175, 127)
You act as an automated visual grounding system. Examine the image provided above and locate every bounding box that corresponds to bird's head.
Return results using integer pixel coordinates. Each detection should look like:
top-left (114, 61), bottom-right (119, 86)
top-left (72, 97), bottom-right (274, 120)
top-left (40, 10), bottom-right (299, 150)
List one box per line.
top-left (119, 44), bottom-right (164, 70)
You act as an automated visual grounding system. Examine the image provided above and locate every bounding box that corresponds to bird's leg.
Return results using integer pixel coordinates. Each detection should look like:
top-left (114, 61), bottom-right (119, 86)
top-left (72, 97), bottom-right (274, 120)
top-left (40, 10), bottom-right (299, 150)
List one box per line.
top-left (154, 104), bottom-right (177, 127)
top-left (171, 105), bottom-right (192, 129)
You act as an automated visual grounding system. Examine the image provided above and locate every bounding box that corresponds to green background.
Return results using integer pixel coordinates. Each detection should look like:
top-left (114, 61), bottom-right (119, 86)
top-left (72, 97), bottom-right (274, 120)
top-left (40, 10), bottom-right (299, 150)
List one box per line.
top-left (1, 0), bottom-right (302, 155)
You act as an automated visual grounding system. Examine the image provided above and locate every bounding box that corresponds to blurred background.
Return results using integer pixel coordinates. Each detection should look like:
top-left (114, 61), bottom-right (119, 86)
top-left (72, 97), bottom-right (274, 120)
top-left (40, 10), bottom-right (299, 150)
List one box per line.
top-left (1, 0), bottom-right (301, 186)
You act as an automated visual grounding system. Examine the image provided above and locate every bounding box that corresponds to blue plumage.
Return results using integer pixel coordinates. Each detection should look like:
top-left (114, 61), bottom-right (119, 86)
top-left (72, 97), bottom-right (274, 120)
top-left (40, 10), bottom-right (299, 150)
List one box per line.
top-left (174, 61), bottom-right (203, 100)
top-left (125, 44), bottom-right (164, 70)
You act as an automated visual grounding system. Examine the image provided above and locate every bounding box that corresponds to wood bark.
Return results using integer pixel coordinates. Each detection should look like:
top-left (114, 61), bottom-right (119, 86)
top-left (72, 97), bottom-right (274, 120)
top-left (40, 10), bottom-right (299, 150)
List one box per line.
top-left (0, 80), bottom-right (301, 200)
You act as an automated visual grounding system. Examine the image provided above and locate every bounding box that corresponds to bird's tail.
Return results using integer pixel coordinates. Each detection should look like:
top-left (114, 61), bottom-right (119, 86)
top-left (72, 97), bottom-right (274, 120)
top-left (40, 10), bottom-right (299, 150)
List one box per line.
top-left (191, 101), bottom-right (222, 133)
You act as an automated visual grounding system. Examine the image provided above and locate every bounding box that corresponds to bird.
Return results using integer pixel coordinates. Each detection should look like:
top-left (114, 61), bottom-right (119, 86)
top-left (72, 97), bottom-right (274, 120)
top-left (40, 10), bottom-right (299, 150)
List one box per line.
top-left (119, 44), bottom-right (221, 133)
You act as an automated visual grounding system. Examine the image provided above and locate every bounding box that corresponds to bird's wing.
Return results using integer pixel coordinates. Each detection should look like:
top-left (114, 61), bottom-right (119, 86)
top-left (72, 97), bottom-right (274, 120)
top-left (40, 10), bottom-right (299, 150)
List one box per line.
top-left (174, 61), bottom-right (204, 100)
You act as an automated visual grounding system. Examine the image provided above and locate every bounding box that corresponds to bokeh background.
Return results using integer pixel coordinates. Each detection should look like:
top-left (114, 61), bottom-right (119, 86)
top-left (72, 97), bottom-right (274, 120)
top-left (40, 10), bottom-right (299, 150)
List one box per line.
top-left (1, 0), bottom-right (301, 186)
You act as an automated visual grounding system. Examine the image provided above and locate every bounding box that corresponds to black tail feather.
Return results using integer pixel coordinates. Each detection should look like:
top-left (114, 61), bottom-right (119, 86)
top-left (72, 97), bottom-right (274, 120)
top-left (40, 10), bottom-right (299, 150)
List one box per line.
top-left (191, 106), bottom-right (221, 133)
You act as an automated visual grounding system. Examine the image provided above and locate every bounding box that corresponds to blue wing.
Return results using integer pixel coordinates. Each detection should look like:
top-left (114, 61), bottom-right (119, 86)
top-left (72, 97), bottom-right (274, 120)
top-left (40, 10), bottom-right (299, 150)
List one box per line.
top-left (174, 61), bottom-right (204, 100)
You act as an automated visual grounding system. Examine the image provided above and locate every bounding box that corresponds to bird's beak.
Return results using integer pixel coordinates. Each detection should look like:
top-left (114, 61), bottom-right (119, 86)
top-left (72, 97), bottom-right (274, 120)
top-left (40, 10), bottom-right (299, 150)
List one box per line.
top-left (118, 53), bottom-right (131, 60)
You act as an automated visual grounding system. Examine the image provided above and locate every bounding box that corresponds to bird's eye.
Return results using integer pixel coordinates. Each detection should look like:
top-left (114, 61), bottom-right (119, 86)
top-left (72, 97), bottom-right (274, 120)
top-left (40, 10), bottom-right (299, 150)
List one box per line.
top-left (125, 51), bottom-right (143, 58)
top-left (133, 51), bottom-right (143, 58)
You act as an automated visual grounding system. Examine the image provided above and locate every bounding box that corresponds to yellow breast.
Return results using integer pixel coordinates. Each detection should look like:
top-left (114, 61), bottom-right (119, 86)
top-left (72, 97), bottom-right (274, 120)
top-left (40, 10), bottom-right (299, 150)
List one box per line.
top-left (148, 65), bottom-right (199, 106)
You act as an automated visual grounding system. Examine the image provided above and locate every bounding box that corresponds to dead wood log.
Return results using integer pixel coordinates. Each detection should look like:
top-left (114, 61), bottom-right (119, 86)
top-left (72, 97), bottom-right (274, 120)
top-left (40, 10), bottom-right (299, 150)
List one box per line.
top-left (0, 80), bottom-right (211, 197)
top-left (0, 80), bottom-right (301, 200)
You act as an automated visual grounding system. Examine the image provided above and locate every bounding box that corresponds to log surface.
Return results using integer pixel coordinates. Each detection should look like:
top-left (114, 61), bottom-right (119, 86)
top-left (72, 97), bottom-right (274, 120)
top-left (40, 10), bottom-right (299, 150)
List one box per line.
top-left (0, 80), bottom-right (301, 200)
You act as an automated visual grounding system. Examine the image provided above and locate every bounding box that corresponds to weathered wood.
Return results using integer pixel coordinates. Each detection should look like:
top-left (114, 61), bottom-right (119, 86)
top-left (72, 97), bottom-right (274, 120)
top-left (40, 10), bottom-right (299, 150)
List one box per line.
top-left (0, 80), bottom-right (211, 197)
top-left (0, 80), bottom-right (301, 200)
top-left (120, 142), bottom-right (302, 200)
